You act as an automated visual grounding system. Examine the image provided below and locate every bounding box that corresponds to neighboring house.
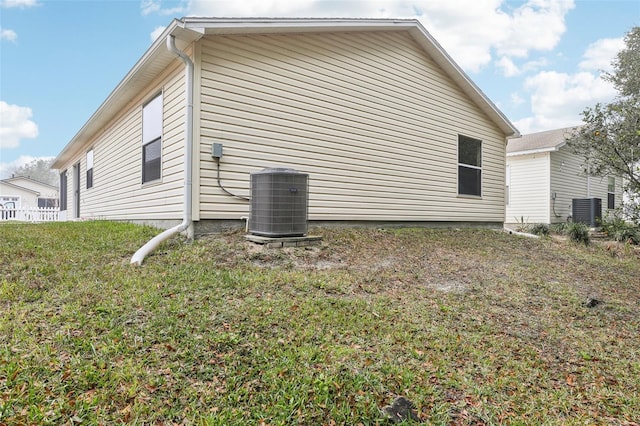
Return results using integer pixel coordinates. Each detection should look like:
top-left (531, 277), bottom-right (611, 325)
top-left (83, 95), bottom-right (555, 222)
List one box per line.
top-left (505, 127), bottom-right (623, 226)
top-left (52, 18), bottom-right (518, 236)
top-left (0, 176), bottom-right (59, 212)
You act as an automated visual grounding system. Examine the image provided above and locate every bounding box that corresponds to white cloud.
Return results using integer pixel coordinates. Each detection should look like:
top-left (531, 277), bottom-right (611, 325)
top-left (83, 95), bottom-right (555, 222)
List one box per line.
top-left (419, 0), bottom-right (573, 72)
top-left (510, 92), bottom-right (525, 106)
top-left (0, 101), bottom-right (39, 149)
top-left (187, 0), bottom-right (574, 74)
top-left (141, 0), bottom-right (188, 16)
top-left (495, 56), bottom-right (550, 77)
top-left (521, 58), bottom-right (549, 73)
top-left (579, 37), bottom-right (624, 72)
top-left (141, 0), bottom-right (159, 15)
top-left (0, 27), bottom-right (17, 42)
top-left (0, 0), bottom-right (39, 7)
top-left (150, 26), bottom-right (166, 42)
top-left (495, 0), bottom-right (574, 58)
top-left (190, 0), bottom-right (327, 17)
top-left (496, 57), bottom-right (520, 77)
top-left (514, 70), bottom-right (616, 133)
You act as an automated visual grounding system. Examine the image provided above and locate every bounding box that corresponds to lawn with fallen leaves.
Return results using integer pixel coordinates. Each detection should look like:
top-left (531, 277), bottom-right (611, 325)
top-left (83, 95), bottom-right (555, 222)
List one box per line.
top-left (1, 221), bottom-right (639, 425)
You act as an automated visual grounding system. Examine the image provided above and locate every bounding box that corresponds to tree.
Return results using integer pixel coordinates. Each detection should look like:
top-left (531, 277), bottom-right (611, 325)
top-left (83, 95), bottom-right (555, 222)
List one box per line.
top-left (566, 27), bottom-right (640, 223)
top-left (9, 158), bottom-right (58, 187)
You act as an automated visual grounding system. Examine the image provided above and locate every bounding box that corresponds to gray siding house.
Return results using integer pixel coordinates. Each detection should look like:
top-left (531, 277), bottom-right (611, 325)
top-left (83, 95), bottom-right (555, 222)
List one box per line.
top-left (52, 18), bottom-right (518, 237)
top-left (505, 127), bottom-right (623, 226)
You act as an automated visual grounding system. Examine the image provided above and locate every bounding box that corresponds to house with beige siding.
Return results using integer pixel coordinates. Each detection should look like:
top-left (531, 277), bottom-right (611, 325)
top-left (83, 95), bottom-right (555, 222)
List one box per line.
top-left (505, 127), bottom-right (623, 226)
top-left (52, 18), bottom-right (518, 238)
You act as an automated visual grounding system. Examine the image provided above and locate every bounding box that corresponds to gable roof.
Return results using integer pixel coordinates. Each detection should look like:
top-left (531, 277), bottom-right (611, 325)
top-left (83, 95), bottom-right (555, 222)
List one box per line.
top-left (2, 176), bottom-right (58, 191)
top-left (507, 126), bottom-right (579, 157)
top-left (52, 17), bottom-right (519, 169)
top-left (0, 180), bottom-right (41, 195)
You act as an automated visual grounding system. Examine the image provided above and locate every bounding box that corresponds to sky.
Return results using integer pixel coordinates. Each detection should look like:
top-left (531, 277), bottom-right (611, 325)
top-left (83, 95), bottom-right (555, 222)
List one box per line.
top-left (0, 0), bottom-right (639, 178)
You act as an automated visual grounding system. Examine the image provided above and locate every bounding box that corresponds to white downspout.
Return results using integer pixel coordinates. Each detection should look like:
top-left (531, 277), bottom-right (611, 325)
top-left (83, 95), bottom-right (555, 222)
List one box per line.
top-left (131, 35), bottom-right (194, 266)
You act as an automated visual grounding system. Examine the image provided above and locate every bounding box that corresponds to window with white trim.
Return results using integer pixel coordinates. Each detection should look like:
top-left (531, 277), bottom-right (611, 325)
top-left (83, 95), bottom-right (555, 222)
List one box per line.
top-left (608, 177), bottom-right (615, 209)
top-left (142, 93), bottom-right (162, 183)
top-left (458, 135), bottom-right (482, 197)
top-left (0, 196), bottom-right (19, 219)
top-left (60, 170), bottom-right (68, 211)
top-left (86, 149), bottom-right (94, 189)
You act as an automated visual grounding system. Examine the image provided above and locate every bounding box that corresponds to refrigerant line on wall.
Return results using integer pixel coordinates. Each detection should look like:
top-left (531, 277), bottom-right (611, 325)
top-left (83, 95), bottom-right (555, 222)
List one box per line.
top-left (215, 156), bottom-right (250, 201)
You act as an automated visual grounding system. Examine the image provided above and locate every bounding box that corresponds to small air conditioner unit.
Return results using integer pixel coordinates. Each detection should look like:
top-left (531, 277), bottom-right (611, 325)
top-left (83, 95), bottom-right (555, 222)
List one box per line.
top-left (572, 198), bottom-right (602, 227)
top-left (249, 168), bottom-right (309, 237)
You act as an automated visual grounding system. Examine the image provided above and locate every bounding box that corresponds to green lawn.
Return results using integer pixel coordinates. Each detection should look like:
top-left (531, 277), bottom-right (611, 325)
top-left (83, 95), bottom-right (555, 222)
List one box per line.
top-left (1, 221), bottom-right (639, 425)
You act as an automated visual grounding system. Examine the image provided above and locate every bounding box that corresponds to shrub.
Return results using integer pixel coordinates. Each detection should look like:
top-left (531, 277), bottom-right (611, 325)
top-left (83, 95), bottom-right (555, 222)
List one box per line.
top-left (550, 222), bottom-right (569, 235)
top-left (513, 216), bottom-right (530, 233)
top-left (600, 211), bottom-right (640, 245)
top-left (612, 227), bottom-right (640, 245)
top-left (530, 223), bottom-right (550, 237)
top-left (567, 222), bottom-right (590, 245)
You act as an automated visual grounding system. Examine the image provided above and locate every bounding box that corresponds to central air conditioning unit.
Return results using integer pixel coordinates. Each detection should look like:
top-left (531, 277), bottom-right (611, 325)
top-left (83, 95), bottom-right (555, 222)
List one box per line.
top-left (572, 198), bottom-right (602, 227)
top-left (249, 168), bottom-right (309, 237)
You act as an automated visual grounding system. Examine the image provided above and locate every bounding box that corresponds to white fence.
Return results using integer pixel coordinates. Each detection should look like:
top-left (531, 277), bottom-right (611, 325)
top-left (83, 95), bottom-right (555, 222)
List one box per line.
top-left (0, 207), bottom-right (60, 223)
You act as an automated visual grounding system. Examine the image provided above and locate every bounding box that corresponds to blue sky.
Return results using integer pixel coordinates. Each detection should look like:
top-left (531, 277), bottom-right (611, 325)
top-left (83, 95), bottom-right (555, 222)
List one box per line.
top-left (1, 0), bottom-right (638, 178)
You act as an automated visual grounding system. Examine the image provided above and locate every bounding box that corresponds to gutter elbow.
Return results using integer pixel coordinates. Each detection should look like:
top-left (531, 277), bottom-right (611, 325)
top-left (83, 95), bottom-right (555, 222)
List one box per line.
top-left (130, 34), bottom-right (195, 266)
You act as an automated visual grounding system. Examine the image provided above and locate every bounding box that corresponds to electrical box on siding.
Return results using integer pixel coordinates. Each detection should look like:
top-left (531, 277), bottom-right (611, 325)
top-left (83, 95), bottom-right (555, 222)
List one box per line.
top-left (249, 168), bottom-right (309, 237)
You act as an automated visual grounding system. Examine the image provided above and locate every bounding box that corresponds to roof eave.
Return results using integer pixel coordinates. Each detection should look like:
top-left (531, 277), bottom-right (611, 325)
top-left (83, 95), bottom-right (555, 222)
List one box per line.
top-left (0, 181), bottom-right (41, 194)
top-left (52, 17), bottom-right (519, 170)
top-left (52, 19), bottom-right (203, 169)
top-left (506, 139), bottom-right (567, 156)
top-left (182, 18), bottom-right (520, 138)
top-left (182, 17), bottom-right (419, 34)
top-left (507, 146), bottom-right (560, 157)
top-left (407, 23), bottom-right (519, 138)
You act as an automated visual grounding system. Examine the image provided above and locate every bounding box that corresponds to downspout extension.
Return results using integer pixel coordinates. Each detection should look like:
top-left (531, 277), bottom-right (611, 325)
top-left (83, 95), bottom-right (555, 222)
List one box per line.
top-left (131, 35), bottom-right (194, 266)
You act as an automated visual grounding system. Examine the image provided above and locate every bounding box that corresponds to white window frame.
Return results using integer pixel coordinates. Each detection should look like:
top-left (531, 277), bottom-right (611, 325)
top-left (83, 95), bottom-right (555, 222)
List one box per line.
top-left (607, 177), bottom-right (615, 210)
top-left (86, 149), bottom-right (94, 189)
top-left (142, 93), bottom-right (163, 184)
top-left (458, 135), bottom-right (482, 197)
top-left (60, 170), bottom-right (68, 211)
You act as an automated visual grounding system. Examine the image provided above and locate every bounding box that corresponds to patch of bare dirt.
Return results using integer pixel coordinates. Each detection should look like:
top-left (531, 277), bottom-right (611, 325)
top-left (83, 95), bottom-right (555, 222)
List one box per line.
top-left (200, 229), bottom-right (510, 294)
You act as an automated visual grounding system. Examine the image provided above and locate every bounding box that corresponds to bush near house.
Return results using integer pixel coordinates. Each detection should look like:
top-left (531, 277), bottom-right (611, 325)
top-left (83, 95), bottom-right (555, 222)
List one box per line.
top-left (566, 222), bottom-right (591, 245)
top-left (1, 222), bottom-right (639, 425)
top-left (600, 212), bottom-right (640, 245)
top-left (529, 223), bottom-right (550, 237)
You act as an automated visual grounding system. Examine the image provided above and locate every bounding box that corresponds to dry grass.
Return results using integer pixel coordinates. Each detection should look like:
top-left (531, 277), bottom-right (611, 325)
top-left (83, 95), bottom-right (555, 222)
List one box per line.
top-left (1, 222), bottom-right (639, 425)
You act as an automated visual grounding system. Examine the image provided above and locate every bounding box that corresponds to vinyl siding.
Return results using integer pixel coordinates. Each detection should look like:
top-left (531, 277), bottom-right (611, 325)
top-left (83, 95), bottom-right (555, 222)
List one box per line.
top-left (196, 31), bottom-right (507, 222)
top-left (550, 148), bottom-right (621, 222)
top-left (505, 153), bottom-right (550, 224)
top-left (54, 62), bottom-right (187, 221)
top-left (0, 183), bottom-right (38, 208)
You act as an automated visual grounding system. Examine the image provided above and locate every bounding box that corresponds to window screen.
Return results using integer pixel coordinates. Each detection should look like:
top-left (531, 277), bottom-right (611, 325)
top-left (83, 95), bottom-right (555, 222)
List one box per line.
top-left (458, 135), bottom-right (482, 196)
top-left (86, 149), bottom-right (94, 189)
top-left (142, 94), bottom-right (162, 183)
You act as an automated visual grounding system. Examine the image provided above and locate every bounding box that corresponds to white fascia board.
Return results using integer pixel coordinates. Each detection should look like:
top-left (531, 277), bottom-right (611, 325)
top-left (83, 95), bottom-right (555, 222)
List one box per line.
top-left (181, 17), bottom-right (417, 35)
top-left (507, 141), bottom-right (566, 157)
top-left (507, 147), bottom-right (559, 157)
top-left (408, 22), bottom-right (519, 138)
top-left (52, 20), bottom-right (202, 169)
top-left (0, 181), bottom-right (40, 195)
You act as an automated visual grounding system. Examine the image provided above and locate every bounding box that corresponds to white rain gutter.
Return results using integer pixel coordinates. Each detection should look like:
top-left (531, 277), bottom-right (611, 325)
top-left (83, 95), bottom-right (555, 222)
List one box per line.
top-left (131, 35), bottom-right (194, 266)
